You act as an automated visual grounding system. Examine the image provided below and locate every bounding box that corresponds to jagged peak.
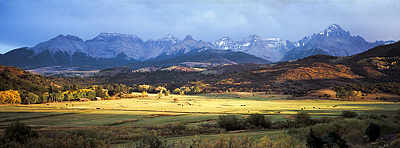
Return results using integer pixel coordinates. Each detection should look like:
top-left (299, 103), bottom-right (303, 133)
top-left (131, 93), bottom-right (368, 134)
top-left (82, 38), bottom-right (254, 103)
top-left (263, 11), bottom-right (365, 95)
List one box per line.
top-left (52, 34), bottom-right (83, 41)
top-left (160, 33), bottom-right (179, 43)
top-left (164, 33), bottom-right (175, 38)
top-left (183, 35), bottom-right (194, 41)
top-left (31, 34), bottom-right (87, 55)
top-left (327, 24), bottom-right (343, 31)
top-left (92, 33), bottom-right (140, 41)
top-left (323, 24), bottom-right (347, 33)
top-left (317, 24), bottom-right (350, 37)
top-left (246, 34), bottom-right (261, 40)
top-left (218, 34), bottom-right (231, 41)
top-left (264, 37), bottom-right (282, 41)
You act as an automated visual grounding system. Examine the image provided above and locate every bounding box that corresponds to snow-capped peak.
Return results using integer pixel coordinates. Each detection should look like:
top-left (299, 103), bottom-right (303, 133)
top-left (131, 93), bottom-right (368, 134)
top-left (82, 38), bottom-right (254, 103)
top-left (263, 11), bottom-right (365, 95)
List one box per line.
top-left (246, 34), bottom-right (261, 42)
top-left (31, 34), bottom-right (87, 55)
top-left (92, 33), bottom-right (140, 41)
top-left (317, 24), bottom-right (349, 37)
top-left (214, 35), bottom-right (233, 49)
top-left (325, 24), bottom-right (346, 33)
top-left (160, 33), bottom-right (179, 43)
top-left (264, 38), bottom-right (281, 42)
top-left (183, 35), bottom-right (194, 41)
top-left (220, 34), bottom-right (231, 40)
top-left (327, 24), bottom-right (342, 30)
top-left (53, 34), bottom-right (83, 41)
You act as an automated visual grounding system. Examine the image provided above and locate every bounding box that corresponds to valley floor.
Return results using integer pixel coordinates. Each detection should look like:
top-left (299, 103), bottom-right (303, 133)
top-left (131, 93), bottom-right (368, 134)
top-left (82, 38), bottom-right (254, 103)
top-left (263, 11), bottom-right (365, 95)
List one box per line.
top-left (0, 93), bottom-right (399, 147)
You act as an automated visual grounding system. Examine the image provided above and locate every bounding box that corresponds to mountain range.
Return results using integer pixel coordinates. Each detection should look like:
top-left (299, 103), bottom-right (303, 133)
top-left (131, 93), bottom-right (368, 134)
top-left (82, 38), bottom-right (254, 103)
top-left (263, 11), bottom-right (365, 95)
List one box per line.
top-left (98, 41), bottom-right (400, 96)
top-left (0, 24), bottom-right (396, 69)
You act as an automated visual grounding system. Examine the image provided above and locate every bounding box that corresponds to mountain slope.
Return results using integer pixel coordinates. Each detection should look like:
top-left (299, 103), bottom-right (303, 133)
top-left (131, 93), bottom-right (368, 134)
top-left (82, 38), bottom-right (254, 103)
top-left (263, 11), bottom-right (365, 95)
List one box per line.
top-left (343, 41), bottom-right (400, 79)
top-left (349, 41), bottom-right (400, 61)
top-left (86, 33), bottom-right (146, 59)
top-left (32, 35), bottom-right (88, 55)
top-left (93, 42), bottom-right (400, 98)
top-left (282, 24), bottom-right (392, 61)
top-left (0, 47), bottom-right (137, 69)
top-left (213, 35), bottom-right (294, 62)
top-left (133, 48), bottom-right (271, 68)
top-left (0, 65), bottom-right (55, 95)
top-left (215, 41), bottom-right (400, 95)
top-left (281, 48), bottom-right (329, 61)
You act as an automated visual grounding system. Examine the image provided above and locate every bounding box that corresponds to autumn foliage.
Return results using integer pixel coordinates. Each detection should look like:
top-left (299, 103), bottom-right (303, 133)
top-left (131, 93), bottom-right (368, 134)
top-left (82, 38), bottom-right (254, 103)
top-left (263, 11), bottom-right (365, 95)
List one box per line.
top-left (0, 90), bottom-right (21, 104)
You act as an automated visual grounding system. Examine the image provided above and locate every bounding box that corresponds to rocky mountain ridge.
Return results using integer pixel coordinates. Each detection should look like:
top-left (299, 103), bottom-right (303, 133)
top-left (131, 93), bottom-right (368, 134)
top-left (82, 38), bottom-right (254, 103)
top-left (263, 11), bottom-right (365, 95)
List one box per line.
top-left (0, 24), bottom-right (396, 69)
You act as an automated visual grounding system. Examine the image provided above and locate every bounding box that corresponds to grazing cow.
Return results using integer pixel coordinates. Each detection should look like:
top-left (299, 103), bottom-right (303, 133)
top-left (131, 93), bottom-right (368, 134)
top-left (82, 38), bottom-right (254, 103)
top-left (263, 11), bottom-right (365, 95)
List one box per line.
top-left (79, 98), bottom-right (90, 102)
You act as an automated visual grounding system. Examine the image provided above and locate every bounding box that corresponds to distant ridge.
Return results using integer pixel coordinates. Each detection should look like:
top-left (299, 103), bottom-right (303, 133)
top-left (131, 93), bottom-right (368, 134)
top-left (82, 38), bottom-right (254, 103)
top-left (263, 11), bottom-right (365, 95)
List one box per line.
top-left (0, 24), bottom-right (396, 69)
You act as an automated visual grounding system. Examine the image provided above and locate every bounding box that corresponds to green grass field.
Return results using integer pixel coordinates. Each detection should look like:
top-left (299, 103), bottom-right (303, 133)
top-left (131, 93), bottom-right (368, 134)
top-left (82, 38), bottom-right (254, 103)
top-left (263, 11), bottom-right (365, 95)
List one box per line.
top-left (0, 93), bottom-right (399, 147)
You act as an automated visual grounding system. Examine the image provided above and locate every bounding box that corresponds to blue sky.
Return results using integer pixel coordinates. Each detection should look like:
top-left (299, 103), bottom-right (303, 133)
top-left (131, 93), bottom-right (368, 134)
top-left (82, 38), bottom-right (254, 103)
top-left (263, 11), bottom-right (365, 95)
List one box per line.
top-left (0, 0), bottom-right (399, 53)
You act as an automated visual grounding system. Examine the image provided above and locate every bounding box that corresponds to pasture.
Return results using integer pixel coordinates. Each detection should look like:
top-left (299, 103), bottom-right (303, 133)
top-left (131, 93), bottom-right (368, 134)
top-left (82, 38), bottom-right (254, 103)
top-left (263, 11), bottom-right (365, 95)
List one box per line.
top-left (0, 93), bottom-right (399, 146)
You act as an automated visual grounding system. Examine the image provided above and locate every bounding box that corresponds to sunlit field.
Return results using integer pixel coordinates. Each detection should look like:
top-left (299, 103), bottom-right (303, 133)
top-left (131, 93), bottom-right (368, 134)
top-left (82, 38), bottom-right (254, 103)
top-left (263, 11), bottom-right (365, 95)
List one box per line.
top-left (0, 93), bottom-right (399, 147)
top-left (1, 93), bottom-right (398, 127)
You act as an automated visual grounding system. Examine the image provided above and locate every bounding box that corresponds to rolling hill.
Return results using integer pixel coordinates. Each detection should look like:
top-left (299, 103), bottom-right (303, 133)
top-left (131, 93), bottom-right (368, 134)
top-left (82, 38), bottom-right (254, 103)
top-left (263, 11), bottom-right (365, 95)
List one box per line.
top-left (97, 41), bottom-right (400, 98)
top-left (0, 65), bottom-right (55, 95)
top-left (131, 48), bottom-right (271, 68)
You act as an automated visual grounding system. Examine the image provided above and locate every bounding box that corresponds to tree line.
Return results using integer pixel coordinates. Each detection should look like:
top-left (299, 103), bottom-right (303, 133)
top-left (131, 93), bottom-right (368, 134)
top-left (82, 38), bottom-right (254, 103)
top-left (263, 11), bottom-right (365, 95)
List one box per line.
top-left (0, 83), bottom-right (206, 104)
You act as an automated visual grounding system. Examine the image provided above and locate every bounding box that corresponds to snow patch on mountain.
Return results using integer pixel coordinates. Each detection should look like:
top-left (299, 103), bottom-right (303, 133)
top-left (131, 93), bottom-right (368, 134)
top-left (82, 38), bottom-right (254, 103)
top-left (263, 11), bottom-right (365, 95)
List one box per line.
top-left (31, 35), bottom-right (87, 55)
top-left (28, 24), bottom-right (396, 63)
top-left (212, 35), bottom-right (293, 62)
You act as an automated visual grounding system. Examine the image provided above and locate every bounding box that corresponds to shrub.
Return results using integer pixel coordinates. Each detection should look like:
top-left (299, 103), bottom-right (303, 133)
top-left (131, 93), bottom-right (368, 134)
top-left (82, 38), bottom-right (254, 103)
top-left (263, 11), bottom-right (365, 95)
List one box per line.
top-left (173, 88), bottom-right (181, 94)
top-left (295, 112), bottom-right (313, 127)
top-left (306, 128), bottom-right (350, 148)
top-left (247, 114), bottom-right (272, 128)
top-left (135, 134), bottom-right (166, 148)
top-left (2, 133), bottom-right (109, 148)
top-left (342, 129), bottom-right (365, 147)
top-left (306, 129), bottom-right (324, 148)
top-left (390, 136), bottom-right (400, 148)
top-left (165, 123), bottom-right (186, 136)
top-left (342, 111), bottom-right (358, 118)
top-left (165, 90), bottom-right (170, 96)
top-left (138, 85), bottom-right (151, 94)
top-left (272, 120), bottom-right (297, 129)
top-left (365, 122), bottom-right (381, 142)
top-left (217, 115), bottom-right (245, 131)
top-left (302, 119), bottom-right (370, 147)
top-left (1, 121), bottom-right (38, 144)
top-left (71, 129), bottom-right (105, 139)
top-left (141, 91), bottom-right (148, 97)
top-left (158, 92), bottom-right (163, 98)
top-left (324, 131), bottom-right (348, 148)
top-left (396, 109), bottom-right (400, 120)
top-left (21, 92), bottom-right (40, 104)
top-left (176, 134), bottom-right (306, 148)
top-left (95, 87), bottom-right (109, 98)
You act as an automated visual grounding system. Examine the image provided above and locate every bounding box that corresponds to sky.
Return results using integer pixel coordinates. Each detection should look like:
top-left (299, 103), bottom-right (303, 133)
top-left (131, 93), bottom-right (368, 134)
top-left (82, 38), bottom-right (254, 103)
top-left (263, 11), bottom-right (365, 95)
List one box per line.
top-left (0, 0), bottom-right (399, 53)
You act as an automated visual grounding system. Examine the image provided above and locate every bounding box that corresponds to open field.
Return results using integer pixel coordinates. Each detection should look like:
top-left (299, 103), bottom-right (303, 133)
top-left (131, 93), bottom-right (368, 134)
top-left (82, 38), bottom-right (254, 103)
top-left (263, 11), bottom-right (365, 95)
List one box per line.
top-left (0, 93), bottom-right (399, 127)
top-left (0, 93), bottom-right (399, 146)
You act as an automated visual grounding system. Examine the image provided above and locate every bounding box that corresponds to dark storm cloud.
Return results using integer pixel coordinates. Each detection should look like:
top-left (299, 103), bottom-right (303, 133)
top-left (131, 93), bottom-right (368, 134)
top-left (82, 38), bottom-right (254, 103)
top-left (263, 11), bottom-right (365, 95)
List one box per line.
top-left (0, 0), bottom-right (399, 53)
